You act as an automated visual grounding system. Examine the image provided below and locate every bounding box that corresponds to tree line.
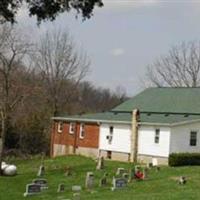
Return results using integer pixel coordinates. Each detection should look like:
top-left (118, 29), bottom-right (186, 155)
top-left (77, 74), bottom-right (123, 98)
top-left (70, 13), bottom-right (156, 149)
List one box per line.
top-left (0, 24), bottom-right (127, 167)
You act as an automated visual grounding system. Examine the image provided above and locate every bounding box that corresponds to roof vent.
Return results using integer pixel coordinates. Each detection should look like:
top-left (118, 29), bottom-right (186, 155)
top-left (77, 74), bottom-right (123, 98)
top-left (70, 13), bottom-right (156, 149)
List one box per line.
top-left (184, 114), bottom-right (189, 117)
top-left (165, 114), bottom-right (169, 117)
top-left (147, 113), bottom-right (151, 116)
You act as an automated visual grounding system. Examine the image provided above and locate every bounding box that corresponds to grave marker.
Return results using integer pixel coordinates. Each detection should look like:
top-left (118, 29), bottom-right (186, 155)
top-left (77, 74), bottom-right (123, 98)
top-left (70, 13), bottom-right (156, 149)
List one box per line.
top-left (37, 153), bottom-right (45, 177)
top-left (116, 168), bottom-right (126, 176)
top-left (96, 156), bottom-right (104, 170)
top-left (111, 177), bottom-right (127, 191)
top-left (73, 193), bottom-right (80, 200)
top-left (179, 176), bottom-right (187, 185)
top-left (72, 185), bottom-right (82, 192)
top-left (147, 162), bottom-right (153, 168)
top-left (99, 173), bottom-right (108, 187)
top-left (32, 178), bottom-right (48, 190)
top-left (57, 184), bottom-right (65, 192)
top-left (85, 172), bottom-right (94, 189)
top-left (24, 183), bottom-right (41, 197)
top-left (64, 166), bottom-right (72, 176)
top-left (37, 165), bottom-right (45, 177)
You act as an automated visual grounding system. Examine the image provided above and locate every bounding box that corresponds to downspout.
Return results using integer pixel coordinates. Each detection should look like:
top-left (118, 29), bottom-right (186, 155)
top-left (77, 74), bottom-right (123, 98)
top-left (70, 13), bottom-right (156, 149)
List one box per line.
top-left (73, 123), bottom-right (78, 154)
top-left (130, 109), bottom-right (140, 163)
top-left (50, 120), bottom-right (56, 157)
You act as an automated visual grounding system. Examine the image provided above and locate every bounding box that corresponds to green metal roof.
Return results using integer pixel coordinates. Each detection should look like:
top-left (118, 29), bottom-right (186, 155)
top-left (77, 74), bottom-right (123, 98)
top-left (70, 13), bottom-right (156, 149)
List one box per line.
top-left (53, 88), bottom-right (200, 125)
top-left (53, 111), bottom-right (200, 125)
top-left (139, 113), bottom-right (200, 124)
top-left (113, 87), bottom-right (200, 114)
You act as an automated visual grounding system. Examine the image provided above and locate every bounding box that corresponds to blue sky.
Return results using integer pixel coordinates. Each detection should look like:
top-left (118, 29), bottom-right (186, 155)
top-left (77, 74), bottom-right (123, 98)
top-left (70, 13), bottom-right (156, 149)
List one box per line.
top-left (17, 0), bottom-right (200, 96)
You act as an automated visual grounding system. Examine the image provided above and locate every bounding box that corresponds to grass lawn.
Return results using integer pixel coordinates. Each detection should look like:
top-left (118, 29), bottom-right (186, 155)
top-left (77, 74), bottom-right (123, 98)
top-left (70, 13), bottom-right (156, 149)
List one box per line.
top-left (0, 155), bottom-right (200, 200)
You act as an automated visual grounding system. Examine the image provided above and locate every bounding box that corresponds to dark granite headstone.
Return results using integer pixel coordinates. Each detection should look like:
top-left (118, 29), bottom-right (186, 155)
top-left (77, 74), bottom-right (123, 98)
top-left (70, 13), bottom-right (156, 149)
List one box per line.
top-left (111, 177), bottom-right (127, 191)
top-left (24, 183), bottom-right (41, 197)
top-left (32, 178), bottom-right (48, 190)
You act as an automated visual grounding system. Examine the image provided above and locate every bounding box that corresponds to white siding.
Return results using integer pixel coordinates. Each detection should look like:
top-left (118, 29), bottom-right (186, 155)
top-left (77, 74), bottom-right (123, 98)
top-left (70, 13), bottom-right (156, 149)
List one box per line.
top-left (99, 123), bottom-right (131, 153)
top-left (170, 122), bottom-right (200, 153)
top-left (138, 126), bottom-right (171, 157)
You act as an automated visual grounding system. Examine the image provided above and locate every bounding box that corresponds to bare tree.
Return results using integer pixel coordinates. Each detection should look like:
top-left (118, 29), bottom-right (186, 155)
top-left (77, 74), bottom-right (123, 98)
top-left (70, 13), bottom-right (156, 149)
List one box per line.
top-left (32, 29), bottom-right (90, 116)
top-left (146, 41), bottom-right (200, 87)
top-left (0, 24), bottom-right (31, 174)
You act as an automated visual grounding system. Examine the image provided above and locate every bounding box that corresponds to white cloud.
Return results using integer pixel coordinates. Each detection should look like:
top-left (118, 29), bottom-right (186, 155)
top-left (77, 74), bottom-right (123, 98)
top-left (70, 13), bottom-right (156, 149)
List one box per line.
top-left (110, 48), bottom-right (125, 56)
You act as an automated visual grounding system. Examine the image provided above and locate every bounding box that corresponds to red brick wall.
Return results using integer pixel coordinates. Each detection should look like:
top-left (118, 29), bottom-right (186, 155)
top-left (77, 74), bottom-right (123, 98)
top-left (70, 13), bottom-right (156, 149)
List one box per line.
top-left (51, 121), bottom-right (99, 151)
top-left (76, 123), bottom-right (99, 148)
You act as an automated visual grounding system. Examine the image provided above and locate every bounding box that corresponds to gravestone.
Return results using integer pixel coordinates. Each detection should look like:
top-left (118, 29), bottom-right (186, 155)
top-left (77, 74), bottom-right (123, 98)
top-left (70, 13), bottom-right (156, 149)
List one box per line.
top-left (73, 193), bottom-right (80, 200)
top-left (179, 176), bottom-right (187, 185)
top-left (64, 166), bottom-right (72, 176)
top-left (96, 156), bottom-right (104, 170)
top-left (72, 185), bottom-right (82, 192)
top-left (37, 153), bottom-right (45, 177)
top-left (152, 158), bottom-right (158, 167)
top-left (85, 172), bottom-right (94, 189)
top-left (24, 183), bottom-right (41, 197)
top-left (134, 165), bottom-right (141, 173)
top-left (111, 177), bottom-right (127, 191)
top-left (57, 184), bottom-right (65, 193)
top-left (122, 173), bottom-right (129, 180)
top-left (147, 162), bottom-right (153, 168)
top-left (37, 165), bottom-right (45, 177)
top-left (32, 178), bottom-right (48, 190)
top-left (99, 173), bottom-right (108, 187)
top-left (116, 168), bottom-right (126, 176)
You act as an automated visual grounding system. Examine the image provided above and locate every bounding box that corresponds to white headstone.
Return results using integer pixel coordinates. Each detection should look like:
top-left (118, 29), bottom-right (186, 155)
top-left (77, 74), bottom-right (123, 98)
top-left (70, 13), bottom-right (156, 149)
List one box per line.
top-left (152, 158), bottom-right (158, 166)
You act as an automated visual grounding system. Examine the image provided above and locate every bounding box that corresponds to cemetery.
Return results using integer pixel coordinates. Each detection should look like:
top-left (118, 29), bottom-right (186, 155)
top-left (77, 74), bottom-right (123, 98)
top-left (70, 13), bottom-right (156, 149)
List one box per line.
top-left (0, 155), bottom-right (200, 200)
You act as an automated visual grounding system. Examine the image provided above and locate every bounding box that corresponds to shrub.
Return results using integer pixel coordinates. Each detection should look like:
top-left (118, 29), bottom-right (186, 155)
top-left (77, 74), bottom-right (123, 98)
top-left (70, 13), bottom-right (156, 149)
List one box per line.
top-left (169, 153), bottom-right (200, 166)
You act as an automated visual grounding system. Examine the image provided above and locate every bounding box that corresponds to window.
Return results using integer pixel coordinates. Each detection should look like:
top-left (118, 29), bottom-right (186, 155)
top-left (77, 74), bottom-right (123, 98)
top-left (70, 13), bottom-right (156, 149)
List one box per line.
top-left (57, 122), bottom-right (63, 133)
top-left (106, 126), bottom-right (113, 144)
top-left (190, 131), bottom-right (197, 146)
top-left (107, 151), bottom-right (112, 159)
top-left (154, 129), bottom-right (160, 144)
top-left (69, 123), bottom-right (75, 134)
top-left (79, 123), bottom-right (85, 139)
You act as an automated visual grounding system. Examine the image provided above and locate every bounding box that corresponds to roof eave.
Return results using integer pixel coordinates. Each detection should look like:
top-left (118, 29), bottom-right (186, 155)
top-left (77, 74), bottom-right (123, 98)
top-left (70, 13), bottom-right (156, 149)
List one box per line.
top-left (52, 117), bottom-right (131, 125)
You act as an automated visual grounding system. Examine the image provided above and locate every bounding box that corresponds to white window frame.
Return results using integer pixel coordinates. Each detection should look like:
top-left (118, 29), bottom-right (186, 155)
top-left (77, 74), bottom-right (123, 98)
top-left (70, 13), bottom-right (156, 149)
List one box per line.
top-left (154, 128), bottom-right (160, 144)
top-left (79, 123), bottom-right (85, 139)
top-left (57, 122), bottom-right (63, 133)
top-left (69, 122), bottom-right (75, 134)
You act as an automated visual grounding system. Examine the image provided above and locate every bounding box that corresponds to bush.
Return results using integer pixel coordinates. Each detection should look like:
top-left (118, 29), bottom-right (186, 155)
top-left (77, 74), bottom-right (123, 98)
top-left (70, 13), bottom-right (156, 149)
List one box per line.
top-left (169, 153), bottom-right (200, 166)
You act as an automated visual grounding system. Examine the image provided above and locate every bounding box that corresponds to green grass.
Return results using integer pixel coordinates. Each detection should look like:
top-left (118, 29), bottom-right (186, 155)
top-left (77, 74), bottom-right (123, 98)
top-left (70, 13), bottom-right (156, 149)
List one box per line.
top-left (1, 155), bottom-right (200, 199)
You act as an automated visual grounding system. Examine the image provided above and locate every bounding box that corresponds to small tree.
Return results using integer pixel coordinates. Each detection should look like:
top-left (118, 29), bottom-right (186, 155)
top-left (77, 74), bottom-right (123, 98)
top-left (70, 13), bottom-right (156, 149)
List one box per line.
top-left (0, 24), bottom-right (31, 174)
top-left (146, 41), bottom-right (200, 87)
